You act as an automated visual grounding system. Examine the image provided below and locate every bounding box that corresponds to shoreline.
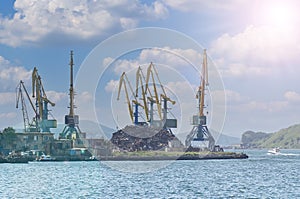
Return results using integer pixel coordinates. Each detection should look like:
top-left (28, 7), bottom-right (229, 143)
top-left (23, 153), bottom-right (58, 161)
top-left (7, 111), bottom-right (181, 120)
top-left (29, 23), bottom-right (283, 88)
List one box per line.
top-left (98, 151), bottom-right (248, 161)
top-left (0, 151), bottom-right (248, 163)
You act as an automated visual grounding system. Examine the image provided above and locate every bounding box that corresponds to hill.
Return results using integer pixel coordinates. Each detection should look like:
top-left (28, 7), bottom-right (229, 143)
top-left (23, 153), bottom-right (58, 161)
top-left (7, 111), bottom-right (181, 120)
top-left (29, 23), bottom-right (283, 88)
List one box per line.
top-left (176, 130), bottom-right (240, 147)
top-left (241, 124), bottom-right (300, 149)
top-left (46, 120), bottom-right (116, 139)
top-left (214, 132), bottom-right (240, 146)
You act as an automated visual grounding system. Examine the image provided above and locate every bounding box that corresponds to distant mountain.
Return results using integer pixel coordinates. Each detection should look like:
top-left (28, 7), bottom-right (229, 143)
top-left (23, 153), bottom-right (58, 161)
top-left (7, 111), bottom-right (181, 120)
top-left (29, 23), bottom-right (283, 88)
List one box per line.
top-left (39, 120), bottom-right (116, 140)
top-left (175, 130), bottom-right (240, 147)
top-left (79, 120), bottom-right (116, 139)
top-left (241, 131), bottom-right (271, 148)
top-left (241, 124), bottom-right (300, 149)
top-left (215, 133), bottom-right (241, 146)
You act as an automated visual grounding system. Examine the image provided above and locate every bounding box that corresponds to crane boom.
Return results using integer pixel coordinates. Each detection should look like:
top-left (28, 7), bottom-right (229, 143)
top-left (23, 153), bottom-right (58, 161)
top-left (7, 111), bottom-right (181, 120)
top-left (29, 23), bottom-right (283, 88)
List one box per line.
top-left (136, 66), bottom-right (149, 121)
top-left (16, 81), bottom-right (30, 132)
top-left (32, 67), bottom-right (55, 118)
top-left (145, 62), bottom-right (162, 120)
top-left (117, 72), bottom-right (143, 123)
top-left (145, 62), bottom-right (176, 121)
top-left (32, 67), bottom-right (55, 119)
top-left (198, 49), bottom-right (208, 117)
top-left (31, 67), bottom-right (57, 132)
top-left (118, 72), bottom-right (134, 122)
top-left (16, 80), bottom-right (37, 132)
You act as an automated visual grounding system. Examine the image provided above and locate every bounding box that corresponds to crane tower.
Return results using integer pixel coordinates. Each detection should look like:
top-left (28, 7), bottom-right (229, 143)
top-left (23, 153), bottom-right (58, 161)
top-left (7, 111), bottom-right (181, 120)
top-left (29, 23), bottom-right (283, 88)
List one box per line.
top-left (59, 51), bottom-right (80, 139)
top-left (185, 49), bottom-right (216, 151)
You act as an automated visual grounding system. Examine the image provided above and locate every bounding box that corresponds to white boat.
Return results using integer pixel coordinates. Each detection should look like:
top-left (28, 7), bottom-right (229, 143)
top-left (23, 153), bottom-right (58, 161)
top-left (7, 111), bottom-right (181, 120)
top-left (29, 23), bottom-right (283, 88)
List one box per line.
top-left (38, 155), bottom-right (54, 161)
top-left (268, 147), bottom-right (280, 155)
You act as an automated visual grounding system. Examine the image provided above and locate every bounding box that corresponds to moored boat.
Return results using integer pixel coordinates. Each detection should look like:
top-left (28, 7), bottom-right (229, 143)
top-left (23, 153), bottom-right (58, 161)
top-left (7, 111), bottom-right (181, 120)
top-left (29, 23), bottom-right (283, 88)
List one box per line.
top-left (38, 155), bottom-right (55, 161)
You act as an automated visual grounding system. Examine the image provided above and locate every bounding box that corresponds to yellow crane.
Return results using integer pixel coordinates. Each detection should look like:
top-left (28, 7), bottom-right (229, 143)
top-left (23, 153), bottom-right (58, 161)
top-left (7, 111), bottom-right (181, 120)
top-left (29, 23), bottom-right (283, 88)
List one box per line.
top-left (117, 72), bottom-right (143, 124)
top-left (185, 49), bottom-right (216, 151)
top-left (145, 62), bottom-right (162, 120)
top-left (31, 67), bottom-right (57, 132)
top-left (32, 67), bottom-right (55, 117)
top-left (145, 62), bottom-right (176, 128)
top-left (136, 66), bottom-right (150, 121)
top-left (197, 49), bottom-right (209, 117)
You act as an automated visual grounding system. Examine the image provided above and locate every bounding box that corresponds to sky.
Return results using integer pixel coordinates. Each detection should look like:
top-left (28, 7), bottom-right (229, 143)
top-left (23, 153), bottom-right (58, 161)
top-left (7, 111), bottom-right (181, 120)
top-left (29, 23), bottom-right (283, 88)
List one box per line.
top-left (0, 0), bottom-right (300, 138)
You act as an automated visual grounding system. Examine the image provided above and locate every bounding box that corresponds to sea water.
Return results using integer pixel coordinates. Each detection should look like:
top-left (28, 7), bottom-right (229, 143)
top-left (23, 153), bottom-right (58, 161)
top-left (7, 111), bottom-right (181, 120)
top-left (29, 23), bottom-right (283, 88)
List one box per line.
top-left (0, 149), bottom-right (299, 198)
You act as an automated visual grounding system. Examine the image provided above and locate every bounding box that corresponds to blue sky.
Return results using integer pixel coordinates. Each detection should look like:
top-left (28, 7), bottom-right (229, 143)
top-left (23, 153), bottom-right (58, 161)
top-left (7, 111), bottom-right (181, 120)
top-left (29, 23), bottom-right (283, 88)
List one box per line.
top-left (1, 0), bottom-right (300, 138)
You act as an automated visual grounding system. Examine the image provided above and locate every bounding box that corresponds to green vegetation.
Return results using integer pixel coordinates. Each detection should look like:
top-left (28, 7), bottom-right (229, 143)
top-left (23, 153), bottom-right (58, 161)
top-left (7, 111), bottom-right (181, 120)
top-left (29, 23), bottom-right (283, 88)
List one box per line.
top-left (241, 124), bottom-right (300, 149)
top-left (112, 151), bottom-right (237, 157)
top-left (112, 151), bottom-right (184, 157)
top-left (0, 127), bottom-right (17, 145)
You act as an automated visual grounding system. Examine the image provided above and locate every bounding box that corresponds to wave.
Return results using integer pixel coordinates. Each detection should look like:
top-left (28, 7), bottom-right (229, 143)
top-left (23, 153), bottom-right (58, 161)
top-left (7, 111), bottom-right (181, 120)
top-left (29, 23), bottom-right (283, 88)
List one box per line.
top-left (267, 152), bottom-right (300, 156)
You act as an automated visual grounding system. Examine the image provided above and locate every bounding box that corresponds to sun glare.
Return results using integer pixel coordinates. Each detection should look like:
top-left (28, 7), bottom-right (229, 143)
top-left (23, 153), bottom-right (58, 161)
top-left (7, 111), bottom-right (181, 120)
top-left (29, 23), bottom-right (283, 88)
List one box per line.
top-left (264, 3), bottom-right (296, 29)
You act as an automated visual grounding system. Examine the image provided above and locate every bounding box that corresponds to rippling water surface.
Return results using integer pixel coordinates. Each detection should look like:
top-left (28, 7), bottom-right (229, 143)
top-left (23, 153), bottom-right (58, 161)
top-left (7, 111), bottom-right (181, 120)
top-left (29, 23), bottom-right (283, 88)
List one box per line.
top-left (0, 149), bottom-right (299, 198)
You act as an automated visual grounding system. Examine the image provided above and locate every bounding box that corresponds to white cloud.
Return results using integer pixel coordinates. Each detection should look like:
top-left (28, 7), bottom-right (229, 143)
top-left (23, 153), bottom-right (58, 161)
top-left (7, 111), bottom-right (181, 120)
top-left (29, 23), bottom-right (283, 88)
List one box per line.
top-left (105, 79), bottom-right (119, 93)
top-left (78, 91), bottom-right (93, 103)
top-left (113, 59), bottom-right (140, 75)
top-left (267, 101), bottom-right (289, 112)
top-left (210, 25), bottom-right (300, 77)
top-left (150, 1), bottom-right (168, 18)
top-left (102, 57), bottom-right (114, 68)
top-left (211, 25), bottom-right (297, 61)
top-left (284, 91), bottom-right (300, 102)
top-left (162, 0), bottom-right (245, 12)
top-left (0, 0), bottom-right (168, 46)
top-left (235, 101), bottom-right (263, 112)
top-left (111, 47), bottom-right (203, 75)
top-left (0, 55), bottom-right (32, 91)
top-left (120, 18), bottom-right (138, 30)
top-left (45, 91), bottom-right (67, 103)
top-left (165, 81), bottom-right (196, 103)
top-left (227, 90), bottom-right (300, 114)
top-left (224, 90), bottom-right (242, 102)
top-left (74, 91), bottom-right (93, 111)
top-left (212, 89), bottom-right (245, 105)
top-left (140, 47), bottom-right (202, 66)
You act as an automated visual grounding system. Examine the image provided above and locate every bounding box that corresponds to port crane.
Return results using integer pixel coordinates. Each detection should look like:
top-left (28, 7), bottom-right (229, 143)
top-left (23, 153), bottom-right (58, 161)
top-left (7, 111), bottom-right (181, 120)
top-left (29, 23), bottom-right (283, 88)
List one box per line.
top-left (135, 66), bottom-right (153, 122)
top-left (145, 62), bottom-right (177, 128)
top-left (117, 71), bottom-right (144, 125)
top-left (185, 49), bottom-right (216, 151)
top-left (31, 67), bottom-right (57, 132)
top-left (16, 80), bottom-right (38, 132)
top-left (145, 62), bottom-right (162, 121)
top-left (136, 65), bottom-right (166, 126)
top-left (60, 51), bottom-right (81, 139)
top-left (16, 67), bottom-right (57, 133)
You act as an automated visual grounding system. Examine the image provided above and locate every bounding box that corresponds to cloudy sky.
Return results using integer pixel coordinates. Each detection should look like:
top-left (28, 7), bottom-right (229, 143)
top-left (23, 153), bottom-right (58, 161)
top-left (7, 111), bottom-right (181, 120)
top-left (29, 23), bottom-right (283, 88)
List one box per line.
top-left (0, 0), bottom-right (300, 138)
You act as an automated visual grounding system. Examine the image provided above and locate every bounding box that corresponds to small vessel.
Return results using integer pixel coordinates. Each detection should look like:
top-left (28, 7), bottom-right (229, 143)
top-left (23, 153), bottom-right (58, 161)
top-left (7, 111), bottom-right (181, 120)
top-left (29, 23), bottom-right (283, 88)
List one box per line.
top-left (268, 147), bottom-right (280, 155)
top-left (38, 155), bottom-right (54, 161)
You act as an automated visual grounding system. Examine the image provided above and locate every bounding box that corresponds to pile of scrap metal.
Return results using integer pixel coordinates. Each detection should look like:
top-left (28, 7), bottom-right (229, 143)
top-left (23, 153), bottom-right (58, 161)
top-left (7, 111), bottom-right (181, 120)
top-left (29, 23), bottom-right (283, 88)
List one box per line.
top-left (186, 145), bottom-right (224, 152)
top-left (110, 125), bottom-right (182, 152)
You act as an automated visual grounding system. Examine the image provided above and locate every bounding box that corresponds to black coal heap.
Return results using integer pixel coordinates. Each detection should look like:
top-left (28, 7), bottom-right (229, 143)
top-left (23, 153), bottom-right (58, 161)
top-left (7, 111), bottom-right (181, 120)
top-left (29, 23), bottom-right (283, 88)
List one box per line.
top-left (111, 125), bottom-right (179, 151)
